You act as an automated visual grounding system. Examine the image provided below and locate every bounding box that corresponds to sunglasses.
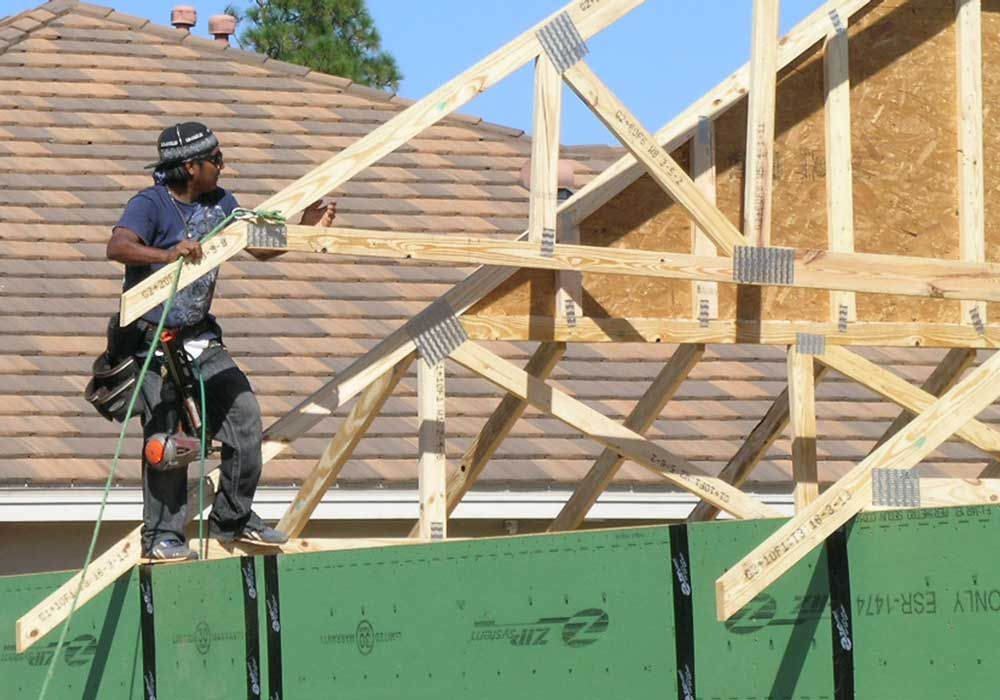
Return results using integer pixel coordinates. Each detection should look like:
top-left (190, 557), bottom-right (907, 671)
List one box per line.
top-left (200, 151), bottom-right (225, 168)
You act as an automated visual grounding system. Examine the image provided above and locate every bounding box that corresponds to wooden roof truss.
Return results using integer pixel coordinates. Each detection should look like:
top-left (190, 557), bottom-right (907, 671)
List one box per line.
top-left (19, 0), bottom-right (1000, 651)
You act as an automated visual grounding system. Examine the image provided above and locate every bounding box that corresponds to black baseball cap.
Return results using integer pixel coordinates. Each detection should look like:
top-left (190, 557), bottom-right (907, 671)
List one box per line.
top-left (145, 121), bottom-right (220, 170)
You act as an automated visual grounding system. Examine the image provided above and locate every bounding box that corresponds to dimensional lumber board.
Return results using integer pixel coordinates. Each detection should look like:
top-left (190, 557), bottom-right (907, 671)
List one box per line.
top-left (6, 508), bottom-right (1000, 698)
top-left (980, 0), bottom-right (1000, 324)
top-left (477, 0), bottom-right (979, 329)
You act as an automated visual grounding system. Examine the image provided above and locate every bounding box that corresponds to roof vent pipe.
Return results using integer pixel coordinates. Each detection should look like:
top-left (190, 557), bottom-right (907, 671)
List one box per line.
top-left (209, 14), bottom-right (237, 45)
top-left (170, 6), bottom-right (197, 31)
top-left (518, 158), bottom-right (578, 200)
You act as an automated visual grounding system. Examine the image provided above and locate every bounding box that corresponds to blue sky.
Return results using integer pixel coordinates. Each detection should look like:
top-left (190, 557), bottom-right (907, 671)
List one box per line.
top-left (4, 0), bottom-right (823, 144)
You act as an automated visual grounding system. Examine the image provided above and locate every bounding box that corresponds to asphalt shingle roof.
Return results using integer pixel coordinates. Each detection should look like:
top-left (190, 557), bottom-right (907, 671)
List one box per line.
top-left (0, 0), bottom-right (994, 494)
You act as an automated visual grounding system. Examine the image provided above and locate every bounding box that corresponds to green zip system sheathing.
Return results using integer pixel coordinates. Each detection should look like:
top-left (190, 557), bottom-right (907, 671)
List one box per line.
top-left (3, 504), bottom-right (998, 699)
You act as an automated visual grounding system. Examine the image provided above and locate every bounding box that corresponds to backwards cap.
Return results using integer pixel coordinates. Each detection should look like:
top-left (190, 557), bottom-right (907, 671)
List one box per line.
top-left (145, 121), bottom-right (219, 170)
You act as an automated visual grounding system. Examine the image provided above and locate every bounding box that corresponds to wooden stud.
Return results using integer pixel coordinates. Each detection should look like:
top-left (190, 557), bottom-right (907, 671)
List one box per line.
top-left (17, 469), bottom-right (221, 652)
top-left (737, 0), bottom-right (780, 329)
top-left (562, 61), bottom-right (749, 256)
top-left (266, 225), bottom-right (1000, 305)
top-left (529, 54), bottom-right (562, 244)
top-left (410, 342), bottom-right (566, 537)
top-left (957, 0), bottom-right (986, 327)
top-left (688, 364), bottom-right (829, 522)
top-left (119, 0), bottom-right (644, 325)
top-left (869, 348), bottom-right (976, 452)
top-left (450, 341), bottom-right (781, 520)
top-left (824, 11), bottom-right (856, 323)
top-left (461, 315), bottom-right (1000, 348)
top-left (816, 345), bottom-right (1000, 459)
top-left (556, 213), bottom-right (584, 323)
top-left (277, 354), bottom-right (414, 538)
top-left (716, 349), bottom-right (1000, 621)
top-left (567, 0), bottom-right (876, 226)
top-left (691, 118), bottom-right (718, 321)
top-left (417, 357), bottom-right (448, 539)
top-left (548, 343), bottom-right (705, 532)
top-left (788, 347), bottom-right (819, 510)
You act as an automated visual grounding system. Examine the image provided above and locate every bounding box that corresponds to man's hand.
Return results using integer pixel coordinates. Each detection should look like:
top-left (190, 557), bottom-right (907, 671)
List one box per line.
top-left (299, 199), bottom-right (337, 227)
top-left (250, 199), bottom-right (337, 261)
top-left (168, 239), bottom-right (203, 263)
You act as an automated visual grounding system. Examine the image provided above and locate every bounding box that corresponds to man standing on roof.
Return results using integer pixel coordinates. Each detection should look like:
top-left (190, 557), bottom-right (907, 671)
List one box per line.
top-left (107, 121), bottom-right (334, 561)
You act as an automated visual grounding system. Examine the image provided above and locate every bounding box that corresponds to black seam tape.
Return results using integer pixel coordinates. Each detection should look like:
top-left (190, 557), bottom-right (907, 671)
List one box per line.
top-left (139, 565), bottom-right (157, 700)
top-left (241, 557), bottom-right (262, 699)
top-left (825, 526), bottom-right (856, 699)
top-left (669, 524), bottom-right (696, 700)
top-left (263, 555), bottom-right (284, 700)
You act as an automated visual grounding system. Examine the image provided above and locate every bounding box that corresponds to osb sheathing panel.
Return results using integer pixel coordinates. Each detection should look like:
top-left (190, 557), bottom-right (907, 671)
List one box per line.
top-left (476, 0), bottom-right (965, 327)
top-left (982, 0), bottom-right (1000, 323)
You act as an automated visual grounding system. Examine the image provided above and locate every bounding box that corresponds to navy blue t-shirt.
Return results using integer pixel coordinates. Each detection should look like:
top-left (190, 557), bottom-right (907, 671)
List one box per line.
top-left (116, 185), bottom-right (238, 328)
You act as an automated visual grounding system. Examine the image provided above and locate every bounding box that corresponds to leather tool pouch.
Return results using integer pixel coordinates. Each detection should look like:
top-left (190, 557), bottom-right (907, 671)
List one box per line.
top-left (84, 313), bottom-right (148, 422)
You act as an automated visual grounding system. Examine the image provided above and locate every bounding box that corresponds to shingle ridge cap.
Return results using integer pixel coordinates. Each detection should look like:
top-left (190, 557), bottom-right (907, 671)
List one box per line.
top-left (0, 0), bottom-right (83, 54)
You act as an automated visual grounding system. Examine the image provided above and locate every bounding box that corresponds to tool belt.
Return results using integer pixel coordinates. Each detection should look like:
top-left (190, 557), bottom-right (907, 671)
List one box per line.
top-left (84, 314), bottom-right (221, 423)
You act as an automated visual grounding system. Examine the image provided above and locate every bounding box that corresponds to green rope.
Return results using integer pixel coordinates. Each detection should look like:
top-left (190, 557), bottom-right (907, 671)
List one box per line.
top-left (37, 207), bottom-right (286, 700)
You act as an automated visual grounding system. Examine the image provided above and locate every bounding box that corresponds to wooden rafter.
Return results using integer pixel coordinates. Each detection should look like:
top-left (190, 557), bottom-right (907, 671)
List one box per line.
top-left (548, 343), bottom-right (705, 532)
top-left (277, 354), bottom-right (414, 538)
top-left (449, 341), bottom-right (780, 520)
top-left (716, 348), bottom-right (1000, 621)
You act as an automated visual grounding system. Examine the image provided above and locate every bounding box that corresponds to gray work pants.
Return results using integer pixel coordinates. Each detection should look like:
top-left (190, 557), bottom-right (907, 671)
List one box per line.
top-left (138, 343), bottom-right (264, 550)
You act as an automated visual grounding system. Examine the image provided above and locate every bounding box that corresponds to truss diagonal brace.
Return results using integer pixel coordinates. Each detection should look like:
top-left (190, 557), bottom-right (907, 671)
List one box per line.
top-left (562, 60), bottom-right (749, 256)
top-left (716, 348), bottom-right (1000, 622)
top-left (450, 341), bottom-right (779, 520)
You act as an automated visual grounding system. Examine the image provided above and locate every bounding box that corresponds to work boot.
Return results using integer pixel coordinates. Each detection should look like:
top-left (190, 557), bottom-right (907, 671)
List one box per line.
top-left (235, 523), bottom-right (288, 546)
top-left (146, 537), bottom-right (198, 561)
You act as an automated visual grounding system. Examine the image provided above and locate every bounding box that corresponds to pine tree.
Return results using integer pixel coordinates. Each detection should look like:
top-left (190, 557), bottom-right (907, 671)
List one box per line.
top-left (225, 0), bottom-right (402, 91)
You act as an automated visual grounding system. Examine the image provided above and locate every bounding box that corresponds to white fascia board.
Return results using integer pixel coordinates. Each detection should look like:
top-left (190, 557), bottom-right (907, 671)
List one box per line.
top-left (0, 486), bottom-right (795, 522)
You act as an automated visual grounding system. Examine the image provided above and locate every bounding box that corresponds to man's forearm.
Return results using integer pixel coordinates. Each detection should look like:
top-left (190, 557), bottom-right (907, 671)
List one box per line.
top-left (107, 227), bottom-right (178, 266)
